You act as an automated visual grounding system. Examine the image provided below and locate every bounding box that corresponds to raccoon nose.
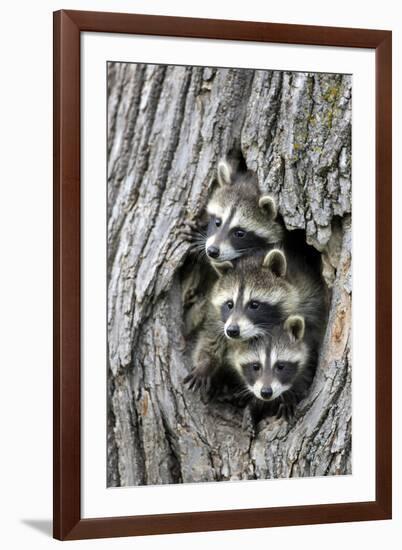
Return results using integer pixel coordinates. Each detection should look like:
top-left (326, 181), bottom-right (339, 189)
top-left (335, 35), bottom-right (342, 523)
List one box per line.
top-left (207, 245), bottom-right (220, 259)
top-left (226, 325), bottom-right (240, 338)
top-left (260, 387), bottom-right (273, 400)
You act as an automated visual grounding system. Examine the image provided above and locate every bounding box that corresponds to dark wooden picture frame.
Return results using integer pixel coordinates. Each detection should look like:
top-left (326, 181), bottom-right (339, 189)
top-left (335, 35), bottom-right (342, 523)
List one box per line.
top-left (53, 9), bottom-right (392, 541)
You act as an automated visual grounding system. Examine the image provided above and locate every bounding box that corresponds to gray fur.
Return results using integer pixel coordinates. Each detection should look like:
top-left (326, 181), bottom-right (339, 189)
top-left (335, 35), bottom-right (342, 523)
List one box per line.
top-left (211, 249), bottom-right (328, 343)
top-left (183, 287), bottom-right (231, 392)
top-left (228, 315), bottom-right (317, 420)
top-left (204, 159), bottom-right (284, 265)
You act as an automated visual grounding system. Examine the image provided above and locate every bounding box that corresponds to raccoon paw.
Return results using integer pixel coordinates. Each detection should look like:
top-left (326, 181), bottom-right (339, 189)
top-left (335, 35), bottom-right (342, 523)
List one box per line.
top-left (183, 366), bottom-right (212, 394)
top-left (176, 219), bottom-right (200, 243)
top-left (275, 402), bottom-right (295, 422)
top-left (276, 392), bottom-right (298, 421)
top-left (184, 288), bottom-right (201, 308)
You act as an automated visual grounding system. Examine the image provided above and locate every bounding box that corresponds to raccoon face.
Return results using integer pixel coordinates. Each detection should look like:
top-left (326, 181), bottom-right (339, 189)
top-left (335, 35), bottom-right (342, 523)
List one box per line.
top-left (204, 160), bottom-right (282, 264)
top-left (212, 250), bottom-right (298, 341)
top-left (230, 316), bottom-right (307, 401)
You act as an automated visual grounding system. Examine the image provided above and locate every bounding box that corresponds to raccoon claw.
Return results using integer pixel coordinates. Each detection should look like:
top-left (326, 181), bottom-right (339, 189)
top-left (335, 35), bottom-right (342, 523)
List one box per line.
top-left (183, 371), bottom-right (199, 391)
top-left (186, 219), bottom-right (199, 231)
top-left (183, 369), bottom-right (212, 395)
top-left (176, 219), bottom-right (199, 242)
top-left (276, 402), bottom-right (295, 422)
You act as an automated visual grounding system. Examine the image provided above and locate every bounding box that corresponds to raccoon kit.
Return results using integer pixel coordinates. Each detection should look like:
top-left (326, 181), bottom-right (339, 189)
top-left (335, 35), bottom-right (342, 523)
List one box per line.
top-left (228, 315), bottom-right (317, 421)
top-left (214, 248), bottom-right (327, 345)
top-left (185, 156), bottom-right (327, 423)
top-left (204, 158), bottom-right (283, 271)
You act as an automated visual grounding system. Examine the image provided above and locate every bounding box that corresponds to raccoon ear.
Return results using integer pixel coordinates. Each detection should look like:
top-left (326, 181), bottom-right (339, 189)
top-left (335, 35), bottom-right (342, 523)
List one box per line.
top-left (212, 260), bottom-right (234, 277)
top-left (262, 249), bottom-right (287, 277)
top-left (217, 160), bottom-right (232, 186)
top-left (258, 195), bottom-right (277, 220)
top-left (284, 315), bottom-right (305, 342)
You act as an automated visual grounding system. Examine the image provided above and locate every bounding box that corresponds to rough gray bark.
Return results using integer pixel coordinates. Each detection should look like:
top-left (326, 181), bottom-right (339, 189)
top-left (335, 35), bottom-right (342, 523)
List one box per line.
top-left (107, 62), bottom-right (352, 486)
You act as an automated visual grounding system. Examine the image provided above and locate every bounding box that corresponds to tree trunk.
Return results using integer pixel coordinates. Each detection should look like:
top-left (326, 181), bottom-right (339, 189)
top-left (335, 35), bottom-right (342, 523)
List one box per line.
top-left (107, 62), bottom-right (352, 486)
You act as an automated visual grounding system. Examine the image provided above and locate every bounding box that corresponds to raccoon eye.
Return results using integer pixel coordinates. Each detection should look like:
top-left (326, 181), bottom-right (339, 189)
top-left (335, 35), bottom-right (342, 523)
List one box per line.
top-left (275, 362), bottom-right (286, 371)
top-left (248, 300), bottom-right (260, 310)
top-left (252, 363), bottom-right (261, 372)
top-left (234, 229), bottom-right (245, 238)
top-left (226, 300), bottom-right (234, 309)
top-left (215, 218), bottom-right (222, 227)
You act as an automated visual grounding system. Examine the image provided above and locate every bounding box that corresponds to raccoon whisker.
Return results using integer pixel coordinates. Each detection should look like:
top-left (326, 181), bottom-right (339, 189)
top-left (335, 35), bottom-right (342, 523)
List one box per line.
top-left (190, 240), bottom-right (206, 248)
top-left (234, 247), bottom-right (256, 253)
top-left (233, 246), bottom-right (262, 254)
top-left (188, 249), bottom-right (205, 257)
top-left (209, 319), bottom-right (225, 329)
top-left (189, 237), bottom-right (206, 246)
top-left (236, 325), bottom-right (268, 339)
top-left (255, 328), bottom-right (274, 338)
top-left (190, 244), bottom-right (207, 252)
top-left (192, 228), bottom-right (207, 237)
top-left (192, 235), bottom-right (207, 242)
top-left (254, 326), bottom-right (273, 335)
top-left (237, 385), bottom-right (252, 395)
top-left (235, 387), bottom-right (252, 399)
top-left (191, 249), bottom-right (207, 262)
top-left (239, 331), bottom-right (263, 340)
top-left (214, 331), bottom-right (227, 345)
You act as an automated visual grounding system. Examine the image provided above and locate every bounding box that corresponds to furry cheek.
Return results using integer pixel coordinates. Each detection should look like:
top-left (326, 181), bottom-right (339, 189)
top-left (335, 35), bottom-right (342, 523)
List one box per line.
top-left (236, 319), bottom-right (261, 340)
top-left (270, 380), bottom-right (290, 400)
top-left (252, 380), bottom-right (264, 400)
top-left (216, 242), bottom-right (238, 262)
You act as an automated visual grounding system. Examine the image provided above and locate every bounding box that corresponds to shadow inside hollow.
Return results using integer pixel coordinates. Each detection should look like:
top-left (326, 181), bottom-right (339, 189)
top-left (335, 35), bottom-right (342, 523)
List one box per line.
top-left (21, 519), bottom-right (52, 537)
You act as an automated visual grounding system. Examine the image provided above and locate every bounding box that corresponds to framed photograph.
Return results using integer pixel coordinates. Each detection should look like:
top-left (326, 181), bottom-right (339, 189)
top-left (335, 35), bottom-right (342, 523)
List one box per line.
top-left (53, 10), bottom-right (392, 540)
